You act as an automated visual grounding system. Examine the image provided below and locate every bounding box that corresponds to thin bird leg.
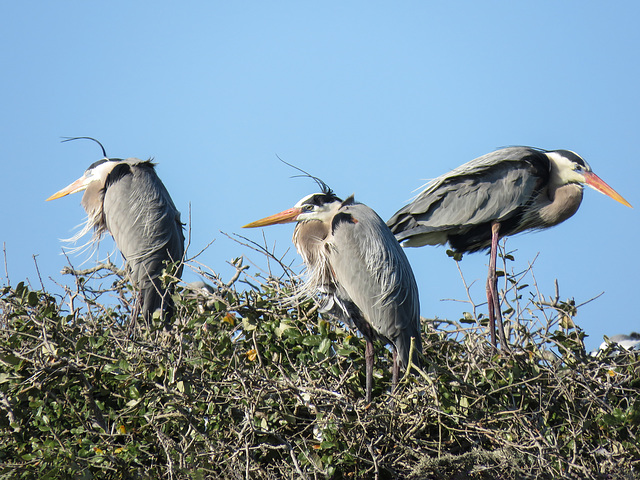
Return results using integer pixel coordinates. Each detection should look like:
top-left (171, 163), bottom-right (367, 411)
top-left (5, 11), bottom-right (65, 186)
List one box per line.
top-left (486, 224), bottom-right (498, 347)
top-left (391, 347), bottom-right (400, 393)
top-left (391, 348), bottom-right (399, 394)
top-left (487, 222), bottom-right (508, 349)
top-left (486, 271), bottom-right (496, 347)
top-left (365, 339), bottom-right (374, 403)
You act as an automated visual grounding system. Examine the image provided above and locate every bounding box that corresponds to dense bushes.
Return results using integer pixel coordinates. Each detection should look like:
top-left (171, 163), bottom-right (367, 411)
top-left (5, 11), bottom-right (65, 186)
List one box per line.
top-left (0, 256), bottom-right (639, 479)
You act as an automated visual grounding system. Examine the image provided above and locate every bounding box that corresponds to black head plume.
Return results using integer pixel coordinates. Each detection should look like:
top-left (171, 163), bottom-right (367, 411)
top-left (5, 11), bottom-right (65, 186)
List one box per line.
top-left (276, 155), bottom-right (335, 196)
top-left (61, 137), bottom-right (108, 158)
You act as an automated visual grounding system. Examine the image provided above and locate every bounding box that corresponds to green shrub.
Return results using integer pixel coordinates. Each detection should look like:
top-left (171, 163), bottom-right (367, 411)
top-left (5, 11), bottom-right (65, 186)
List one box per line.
top-left (0, 253), bottom-right (638, 479)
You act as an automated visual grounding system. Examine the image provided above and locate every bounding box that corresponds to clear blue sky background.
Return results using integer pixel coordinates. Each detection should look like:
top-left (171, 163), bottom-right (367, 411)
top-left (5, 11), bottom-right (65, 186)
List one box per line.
top-left (1, 2), bottom-right (637, 351)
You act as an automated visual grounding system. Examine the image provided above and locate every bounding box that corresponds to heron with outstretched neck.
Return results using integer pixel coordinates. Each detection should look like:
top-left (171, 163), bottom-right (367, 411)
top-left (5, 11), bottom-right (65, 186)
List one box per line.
top-left (387, 147), bottom-right (632, 349)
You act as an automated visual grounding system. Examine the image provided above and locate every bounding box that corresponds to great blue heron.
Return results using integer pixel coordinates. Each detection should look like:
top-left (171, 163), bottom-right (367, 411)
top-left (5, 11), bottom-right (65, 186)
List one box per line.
top-left (243, 180), bottom-right (422, 403)
top-left (387, 147), bottom-right (632, 348)
top-left (595, 332), bottom-right (640, 354)
top-left (47, 137), bottom-right (185, 323)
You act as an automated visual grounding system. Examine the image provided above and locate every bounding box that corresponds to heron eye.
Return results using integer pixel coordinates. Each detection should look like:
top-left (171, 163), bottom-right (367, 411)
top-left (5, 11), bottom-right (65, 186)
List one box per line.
top-left (303, 204), bottom-right (314, 211)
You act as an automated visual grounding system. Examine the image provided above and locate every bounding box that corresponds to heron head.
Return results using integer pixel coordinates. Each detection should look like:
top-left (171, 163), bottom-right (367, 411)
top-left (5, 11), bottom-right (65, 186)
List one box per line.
top-left (547, 150), bottom-right (631, 208)
top-left (243, 192), bottom-right (343, 228)
top-left (46, 159), bottom-right (118, 201)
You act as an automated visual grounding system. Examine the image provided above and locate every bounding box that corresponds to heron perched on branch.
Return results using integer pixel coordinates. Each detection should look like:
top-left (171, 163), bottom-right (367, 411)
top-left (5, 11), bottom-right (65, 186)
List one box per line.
top-left (47, 137), bottom-right (185, 323)
top-left (387, 147), bottom-right (632, 349)
top-left (244, 175), bottom-right (422, 403)
top-left (594, 332), bottom-right (640, 355)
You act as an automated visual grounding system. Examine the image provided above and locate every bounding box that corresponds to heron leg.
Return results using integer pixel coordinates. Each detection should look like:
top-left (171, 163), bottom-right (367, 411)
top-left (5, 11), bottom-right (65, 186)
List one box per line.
top-left (365, 339), bottom-right (374, 403)
top-left (486, 273), bottom-right (496, 347)
top-left (392, 348), bottom-right (399, 394)
top-left (487, 222), bottom-right (508, 349)
top-left (486, 223), bottom-right (498, 347)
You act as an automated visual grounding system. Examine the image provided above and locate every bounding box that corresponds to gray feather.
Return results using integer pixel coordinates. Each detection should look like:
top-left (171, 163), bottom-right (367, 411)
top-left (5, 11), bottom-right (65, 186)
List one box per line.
top-left (103, 159), bottom-right (185, 319)
top-left (386, 147), bottom-right (582, 252)
top-left (327, 203), bottom-right (422, 367)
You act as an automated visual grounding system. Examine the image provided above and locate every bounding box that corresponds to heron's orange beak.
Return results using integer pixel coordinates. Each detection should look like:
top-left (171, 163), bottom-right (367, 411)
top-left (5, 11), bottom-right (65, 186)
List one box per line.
top-left (46, 175), bottom-right (90, 201)
top-left (243, 207), bottom-right (303, 228)
top-left (583, 172), bottom-right (632, 208)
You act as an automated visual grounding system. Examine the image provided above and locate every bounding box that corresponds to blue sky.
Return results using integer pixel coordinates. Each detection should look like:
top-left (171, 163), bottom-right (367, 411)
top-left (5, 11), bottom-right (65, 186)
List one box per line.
top-left (1, 2), bottom-right (638, 350)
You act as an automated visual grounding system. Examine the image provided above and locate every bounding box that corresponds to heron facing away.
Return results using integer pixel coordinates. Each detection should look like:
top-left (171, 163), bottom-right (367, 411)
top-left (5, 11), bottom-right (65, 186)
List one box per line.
top-left (47, 137), bottom-right (185, 323)
top-left (243, 180), bottom-right (422, 403)
top-left (387, 147), bottom-right (632, 349)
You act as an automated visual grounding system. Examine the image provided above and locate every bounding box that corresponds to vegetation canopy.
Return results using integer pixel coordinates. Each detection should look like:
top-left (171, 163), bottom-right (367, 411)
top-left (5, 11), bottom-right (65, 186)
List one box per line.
top-left (0, 244), bottom-right (638, 479)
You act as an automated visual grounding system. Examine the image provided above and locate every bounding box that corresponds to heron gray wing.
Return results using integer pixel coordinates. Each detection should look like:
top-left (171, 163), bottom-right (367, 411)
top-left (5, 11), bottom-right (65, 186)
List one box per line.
top-left (103, 160), bottom-right (184, 314)
top-left (328, 202), bottom-right (421, 367)
top-left (410, 147), bottom-right (543, 195)
top-left (387, 148), bottom-right (548, 248)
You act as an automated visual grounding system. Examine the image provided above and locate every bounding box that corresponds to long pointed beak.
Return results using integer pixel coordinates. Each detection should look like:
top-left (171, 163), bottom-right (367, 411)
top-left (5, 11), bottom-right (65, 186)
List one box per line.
top-left (46, 175), bottom-right (90, 201)
top-left (583, 171), bottom-right (632, 208)
top-left (243, 207), bottom-right (302, 228)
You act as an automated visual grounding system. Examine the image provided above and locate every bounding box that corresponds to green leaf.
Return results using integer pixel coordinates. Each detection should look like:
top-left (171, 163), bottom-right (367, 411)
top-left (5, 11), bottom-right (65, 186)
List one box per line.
top-left (129, 385), bottom-right (141, 399)
top-left (242, 317), bottom-right (257, 332)
top-left (274, 321), bottom-right (293, 338)
top-left (602, 413), bottom-right (622, 426)
top-left (0, 354), bottom-right (21, 366)
top-left (27, 291), bottom-right (39, 307)
top-left (302, 335), bottom-right (322, 347)
top-left (103, 363), bottom-right (119, 374)
top-left (318, 337), bottom-right (332, 355)
top-left (446, 249), bottom-right (463, 261)
top-left (75, 336), bottom-right (89, 351)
